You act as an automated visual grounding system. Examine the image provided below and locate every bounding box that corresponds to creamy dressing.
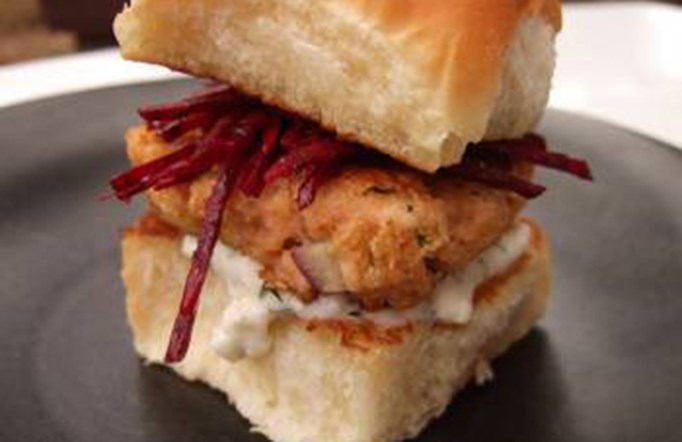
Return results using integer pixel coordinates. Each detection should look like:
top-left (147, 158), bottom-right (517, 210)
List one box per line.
top-left (181, 222), bottom-right (531, 361)
top-left (432, 222), bottom-right (531, 324)
top-left (182, 236), bottom-right (274, 361)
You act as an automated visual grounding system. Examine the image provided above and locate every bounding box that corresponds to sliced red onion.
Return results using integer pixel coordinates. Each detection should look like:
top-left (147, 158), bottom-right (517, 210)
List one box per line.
top-left (292, 242), bottom-right (347, 294)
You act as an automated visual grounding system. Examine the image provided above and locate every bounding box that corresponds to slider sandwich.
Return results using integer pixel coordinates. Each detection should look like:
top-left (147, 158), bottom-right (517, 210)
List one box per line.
top-left (110, 1), bottom-right (591, 441)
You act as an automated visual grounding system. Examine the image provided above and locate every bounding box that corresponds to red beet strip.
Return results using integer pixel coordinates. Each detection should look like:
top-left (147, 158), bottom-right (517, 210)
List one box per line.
top-left (139, 86), bottom-right (243, 123)
top-left (150, 141), bottom-right (229, 191)
top-left (264, 139), bottom-right (357, 185)
top-left (164, 164), bottom-right (236, 363)
top-left (156, 111), bottom-right (217, 143)
top-left (109, 142), bottom-right (199, 202)
top-left (451, 163), bottom-right (546, 198)
top-left (152, 113), bottom-right (266, 191)
top-left (297, 164), bottom-right (337, 209)
top-left (237, 117), bottom-right (283, 197)
top-left (279, 120), bottom-right (318, 152)
top-left (479, 135), bottom-right (594, 180)
top-left (478, 134), bottom-right (548, 153)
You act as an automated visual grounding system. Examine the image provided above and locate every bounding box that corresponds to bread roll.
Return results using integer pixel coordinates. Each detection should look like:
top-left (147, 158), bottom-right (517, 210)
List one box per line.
top-left (121, 218), bottom-right (551, 442)
top-left (114, 0), bottom-right (560, 172)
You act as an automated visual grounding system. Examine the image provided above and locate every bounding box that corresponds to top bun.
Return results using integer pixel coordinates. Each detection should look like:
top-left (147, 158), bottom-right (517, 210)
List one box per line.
top-left (114, 0), bottom-right (561, 172)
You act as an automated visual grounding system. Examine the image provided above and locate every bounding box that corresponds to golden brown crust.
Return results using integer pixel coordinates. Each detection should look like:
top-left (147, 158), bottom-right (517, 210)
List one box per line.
top-left (126, 214), bottom-right (181, 239)
top-left (303, 220), bottom-right (549, 349)
top-left (126, 125), bottom-right (530, 309)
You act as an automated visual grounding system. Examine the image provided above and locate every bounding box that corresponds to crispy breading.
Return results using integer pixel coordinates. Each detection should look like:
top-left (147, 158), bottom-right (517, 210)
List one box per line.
top-left (126, 126), bottom-right (528, 309)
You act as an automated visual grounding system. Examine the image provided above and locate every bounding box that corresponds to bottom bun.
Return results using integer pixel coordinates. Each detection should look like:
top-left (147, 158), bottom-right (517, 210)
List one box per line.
top-left (121, 218), bottom-right (551, 442)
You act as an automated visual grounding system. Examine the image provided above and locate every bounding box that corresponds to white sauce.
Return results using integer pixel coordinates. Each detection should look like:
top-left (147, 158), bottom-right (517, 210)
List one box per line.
top-left (432, 222), bottom-right (531, 324)
top-left (181, 222), bottom-right (531, 361)
top-left (182, 237), bottom-right (273, 361)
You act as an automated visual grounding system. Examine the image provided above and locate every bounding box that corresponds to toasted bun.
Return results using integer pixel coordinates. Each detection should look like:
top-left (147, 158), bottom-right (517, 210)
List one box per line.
top-left (114, 0), bottom-right (560, 172)
top-left (121, 219), bottom-right (551, 442)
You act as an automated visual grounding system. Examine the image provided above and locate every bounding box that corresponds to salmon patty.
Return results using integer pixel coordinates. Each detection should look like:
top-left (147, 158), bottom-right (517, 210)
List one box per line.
top-left (126, 126), bottom-right (530, 310)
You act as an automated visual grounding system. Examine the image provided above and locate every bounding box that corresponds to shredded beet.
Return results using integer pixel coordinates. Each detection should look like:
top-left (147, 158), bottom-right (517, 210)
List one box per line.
top-left (451, 162), bottom-right (547, 198)
top-left (454, 134), bottom-right (594, 198)
top-left (263, 138), bottom-right (358, 186)
top-left (110, 85), bottom-right (594, 363)
top-left (138, 86), bottom-right (245, 123)
top-left (477, 135), bottom-right (594, 181)
top-left (279, 120), bottom-right (318, 152)
top-left (165, 164), bottom-right (236, 363)
top-left (153, 113), bottom-right (266, 191)
top-left (237, 117), bottom-right (283, 196)
top-left (156, 111), bottom-right (217, 143)
top-left (297, 164), bottom-right (337, 209)
top-left (109, 142), bottom-right (199, 202)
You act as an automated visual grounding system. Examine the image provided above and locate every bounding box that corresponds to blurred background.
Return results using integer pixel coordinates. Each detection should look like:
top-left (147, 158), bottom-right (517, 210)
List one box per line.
top-left (1, 0), bottom-right (119, 64)
top-left (1, 0), bottom-right (681, 65)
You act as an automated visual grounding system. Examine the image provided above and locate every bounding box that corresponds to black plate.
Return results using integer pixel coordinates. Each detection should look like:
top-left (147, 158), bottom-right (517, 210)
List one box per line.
top-left (1, 81), bottom-right (681, 442)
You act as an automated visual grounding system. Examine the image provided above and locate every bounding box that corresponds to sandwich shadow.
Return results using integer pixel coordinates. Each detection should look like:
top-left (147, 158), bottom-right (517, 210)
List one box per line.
top-left (132, 328), bottom-right (570, 442)
top-left (419, 328), bottom-right (572, 442)
top-left (136, 364), bottom-right (269, 442)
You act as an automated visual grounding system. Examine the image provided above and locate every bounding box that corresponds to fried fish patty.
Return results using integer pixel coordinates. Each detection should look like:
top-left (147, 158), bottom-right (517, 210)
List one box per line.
top-left (126, 126), bottom-right (529, 310)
